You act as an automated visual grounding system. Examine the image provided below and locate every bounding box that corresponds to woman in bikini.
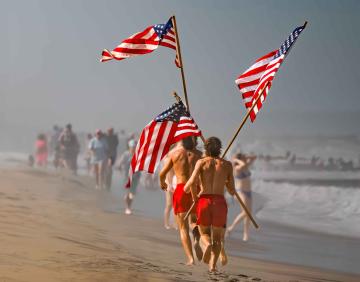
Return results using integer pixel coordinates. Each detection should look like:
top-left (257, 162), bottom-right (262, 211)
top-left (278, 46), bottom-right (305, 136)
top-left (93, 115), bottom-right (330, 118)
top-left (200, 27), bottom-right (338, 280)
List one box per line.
top-left (226, 152), bottom-right (256, 241)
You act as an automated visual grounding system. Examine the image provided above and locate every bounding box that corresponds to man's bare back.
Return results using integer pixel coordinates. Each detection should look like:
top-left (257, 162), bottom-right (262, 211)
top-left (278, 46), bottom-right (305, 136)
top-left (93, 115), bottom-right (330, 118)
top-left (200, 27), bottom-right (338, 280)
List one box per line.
top-left (171, 147), bottom-right (202, 184)
top-left (160, 146), bottom-right (202, 190)
top-left (185, 156), bottom-right (235, 196)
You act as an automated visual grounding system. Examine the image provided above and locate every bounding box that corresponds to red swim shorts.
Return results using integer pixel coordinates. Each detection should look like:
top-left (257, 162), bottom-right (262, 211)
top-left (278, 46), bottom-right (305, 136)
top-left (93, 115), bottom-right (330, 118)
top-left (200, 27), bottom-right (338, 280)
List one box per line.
top-left (196, 194), bottom-right (227, 227)
top-left (173, 183), bottom-right (195, 215)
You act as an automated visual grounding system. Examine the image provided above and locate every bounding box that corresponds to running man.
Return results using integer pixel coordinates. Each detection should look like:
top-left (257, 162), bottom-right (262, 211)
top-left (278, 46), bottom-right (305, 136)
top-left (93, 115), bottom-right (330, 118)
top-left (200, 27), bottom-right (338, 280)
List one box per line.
top-left (159, 137), bottom-right (203, 265)
top-left (184, 137), bottom-right (235, 272)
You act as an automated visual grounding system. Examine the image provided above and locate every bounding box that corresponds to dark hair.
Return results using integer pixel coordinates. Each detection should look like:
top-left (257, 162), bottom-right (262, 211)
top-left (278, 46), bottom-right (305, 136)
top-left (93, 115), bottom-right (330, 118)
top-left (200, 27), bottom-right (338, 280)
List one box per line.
top-left (205, 137), bottom-right (222, 157)
top-left (182, 136), bottom-right (195, 150)
top-left (37, 133), bottom-right (46, 140)
top-left (235, 153), bottom-right (244, 160)
top-left (66, 123), bottom-right (72, 130)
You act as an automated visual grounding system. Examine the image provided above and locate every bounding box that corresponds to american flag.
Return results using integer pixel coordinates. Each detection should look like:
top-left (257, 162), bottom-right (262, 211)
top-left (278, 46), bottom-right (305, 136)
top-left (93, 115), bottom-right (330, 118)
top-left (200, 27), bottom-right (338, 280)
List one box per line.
top-left (126, 100), bottom-right (201, 188)
top-left (235, 23), bottom-right (306, 121)
top-left (101, 17), bottom-right (180, 67)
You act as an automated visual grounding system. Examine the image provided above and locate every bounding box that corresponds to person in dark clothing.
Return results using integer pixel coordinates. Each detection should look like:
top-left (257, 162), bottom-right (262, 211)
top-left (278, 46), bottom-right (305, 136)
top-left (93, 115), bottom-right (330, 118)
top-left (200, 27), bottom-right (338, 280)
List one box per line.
top-left (104, 127), bottom-right (119, 189)
top-left (59, 123), bottom-right (80, 175)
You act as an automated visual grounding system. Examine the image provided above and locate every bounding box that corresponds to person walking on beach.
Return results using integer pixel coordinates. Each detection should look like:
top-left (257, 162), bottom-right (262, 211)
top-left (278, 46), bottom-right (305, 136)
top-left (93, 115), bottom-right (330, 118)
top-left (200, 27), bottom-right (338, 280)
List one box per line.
top-left (118, 140), bottom-right (140, 215)
top-left (184, 137), bottom-right (235, 272)
top-left (59, 124), bottom-right (80, 175)
top-left (104, 127), bottom-right (119, 190)
top-left (49, 125), bottom-right (61, 156)
top-left (35, 133), bottom-right (48, 167)
top-left (89, 130), bottom-right (109, 190)
top-left (226, 152), bottom-right (256, 241)
top-left (162, 144), bottom-right (180, 230)
top-left (84, 133), bottom-right (93, 174)
top-left (163, 162), bottom-right (176, 229)
top-left (159, 136), bottom-right (203, 265)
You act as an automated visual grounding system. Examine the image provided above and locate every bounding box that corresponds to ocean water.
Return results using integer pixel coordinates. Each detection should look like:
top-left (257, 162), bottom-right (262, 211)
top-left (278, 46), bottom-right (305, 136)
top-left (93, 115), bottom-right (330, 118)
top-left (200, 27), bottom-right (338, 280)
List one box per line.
top-left (1, 134), bottom-right (360, 239)
top-left (1, 146), bottom-right (360, 274)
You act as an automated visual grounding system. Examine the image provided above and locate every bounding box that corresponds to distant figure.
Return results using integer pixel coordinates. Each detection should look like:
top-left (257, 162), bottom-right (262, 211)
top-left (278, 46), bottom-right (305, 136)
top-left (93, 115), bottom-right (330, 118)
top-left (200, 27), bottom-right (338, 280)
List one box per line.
top-left (28, 155), bottom-right (35, 167)
top-left (59, 124), bottom-right (80, 174)
top-left (104, 127), bottom-right (119, 190)
top-left (49, 125), bottom-right (62, 156)
top-left (35, 133), bottom-right (48, 167)
top-left (326, 157), bottom-right (337, 170)
top-left (84, 133), bottom-right (93, 174)
top-left (289, 154), bottom-right (296, 166)
top-left (227, 152), bottom-right (256, 242)
top-left (118, 140), bottom-right (140, 215)
top-left (89, 130), bottom-right (109, 190)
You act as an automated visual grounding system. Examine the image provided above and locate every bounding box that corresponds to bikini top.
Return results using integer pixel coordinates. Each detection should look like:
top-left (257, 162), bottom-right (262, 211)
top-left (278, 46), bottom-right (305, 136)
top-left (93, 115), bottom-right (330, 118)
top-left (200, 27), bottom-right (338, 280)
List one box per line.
top-left (235, 170), bottom-right (251, 179)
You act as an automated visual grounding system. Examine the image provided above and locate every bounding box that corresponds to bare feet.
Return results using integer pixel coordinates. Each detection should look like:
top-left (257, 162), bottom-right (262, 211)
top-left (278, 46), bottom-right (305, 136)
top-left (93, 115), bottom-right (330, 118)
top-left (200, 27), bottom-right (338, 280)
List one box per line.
top-left (194, 240), bottom-right (203, 261)
top-left (243, 233), bottom-right (249, 242)
top-left (192, 226), bottom-right (203, 261)
top-left (164, 225), bottom-right (171, 230)
top-left (208, 265), bottom-right (217, 272)
top-left (220, 247), bottom-right (228, 266)
top-left (125, 208), bottom-right (132, 215)
top-left (185, 258), bottom-right (195, 266)
top-left (202, 244), bottom-right (212, 264)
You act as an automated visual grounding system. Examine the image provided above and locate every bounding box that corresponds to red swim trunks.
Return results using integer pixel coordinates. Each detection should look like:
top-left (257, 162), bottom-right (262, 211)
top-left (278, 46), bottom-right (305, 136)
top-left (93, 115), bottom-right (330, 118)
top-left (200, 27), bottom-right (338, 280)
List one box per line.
top-left (173, 183), bottom-right (195, 215)
top-left (196, 194), bottom-right (227, 227)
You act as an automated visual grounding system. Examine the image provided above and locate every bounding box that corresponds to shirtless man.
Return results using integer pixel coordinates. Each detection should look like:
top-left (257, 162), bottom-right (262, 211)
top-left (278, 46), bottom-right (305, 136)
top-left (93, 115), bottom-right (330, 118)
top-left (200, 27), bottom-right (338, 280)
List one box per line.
top-left (159, 136), bottom-right (202, 265)
top-left (184, 137), bottom-right (235, 272)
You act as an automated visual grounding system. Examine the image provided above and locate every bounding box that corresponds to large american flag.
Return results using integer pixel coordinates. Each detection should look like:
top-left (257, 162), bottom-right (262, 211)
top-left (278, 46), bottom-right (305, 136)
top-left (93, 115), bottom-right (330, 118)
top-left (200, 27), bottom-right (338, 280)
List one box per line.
top-left (235, 23), bottom-right (306, 121)
top-left (101, 17), bottom-right (180, 67)
top-left (126, 100), bottom-right (201, 188)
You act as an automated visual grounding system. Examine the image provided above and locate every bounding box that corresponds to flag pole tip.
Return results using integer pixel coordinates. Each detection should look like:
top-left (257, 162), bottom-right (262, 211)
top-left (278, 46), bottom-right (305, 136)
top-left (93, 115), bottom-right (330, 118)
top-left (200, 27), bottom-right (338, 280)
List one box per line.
top-left (172, 91), bottom-right (182, 102)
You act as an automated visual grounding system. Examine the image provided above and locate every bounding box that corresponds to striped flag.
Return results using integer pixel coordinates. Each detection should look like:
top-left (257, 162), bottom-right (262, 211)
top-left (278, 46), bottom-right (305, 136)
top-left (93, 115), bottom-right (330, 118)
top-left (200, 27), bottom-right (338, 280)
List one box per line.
top-left (101, 17), bottom-right (180, 67)
top-left (235, 23), bottom-right (306, 121)
top-left (126, 100), bottom-right (201, 188)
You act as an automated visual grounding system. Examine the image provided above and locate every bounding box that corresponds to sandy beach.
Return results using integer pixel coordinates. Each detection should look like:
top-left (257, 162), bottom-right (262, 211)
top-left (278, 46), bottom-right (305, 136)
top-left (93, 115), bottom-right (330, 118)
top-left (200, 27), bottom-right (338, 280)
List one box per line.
top-left (0, 168), bottom-right (358, 282)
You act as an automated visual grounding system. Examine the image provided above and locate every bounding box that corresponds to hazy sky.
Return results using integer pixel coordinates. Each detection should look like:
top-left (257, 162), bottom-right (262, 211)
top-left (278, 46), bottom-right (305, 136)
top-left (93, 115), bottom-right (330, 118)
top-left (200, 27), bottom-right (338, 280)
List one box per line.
top-left (2, 0), bottom-right (360, 143)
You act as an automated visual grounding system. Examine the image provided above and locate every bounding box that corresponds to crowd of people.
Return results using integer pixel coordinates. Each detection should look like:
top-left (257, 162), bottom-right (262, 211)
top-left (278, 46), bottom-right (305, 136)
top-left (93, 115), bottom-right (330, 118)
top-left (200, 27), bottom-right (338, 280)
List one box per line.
top-left (259, 151), bottom-right (360, 171)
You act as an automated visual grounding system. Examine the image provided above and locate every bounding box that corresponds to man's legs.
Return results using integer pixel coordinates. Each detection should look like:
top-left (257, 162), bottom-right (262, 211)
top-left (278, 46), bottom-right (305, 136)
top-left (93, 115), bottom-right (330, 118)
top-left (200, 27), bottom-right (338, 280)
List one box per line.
top-left (198, 225), bottom-right (212, 264)
top-left (210, 227), bottom-right (223, 272)
top-left (220, 228), bottom-right (228, 266)
top-left (189, 214), bottom-right (202, 261)
top-left (176, 213), bottom-right (195, 265)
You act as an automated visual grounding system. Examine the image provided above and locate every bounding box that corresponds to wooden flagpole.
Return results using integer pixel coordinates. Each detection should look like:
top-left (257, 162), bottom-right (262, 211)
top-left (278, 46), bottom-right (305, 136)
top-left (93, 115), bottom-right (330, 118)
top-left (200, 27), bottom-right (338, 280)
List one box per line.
top-left (172, 91), bottom-right (206, 144)
top-left (221, 81), bottom-right (270, 159)
top-left (184, 83), bottom-right (269, 227)
top-left (222, 21), bottom-right (308, 158)
top-left (172, 15), bottom-right (190, 113)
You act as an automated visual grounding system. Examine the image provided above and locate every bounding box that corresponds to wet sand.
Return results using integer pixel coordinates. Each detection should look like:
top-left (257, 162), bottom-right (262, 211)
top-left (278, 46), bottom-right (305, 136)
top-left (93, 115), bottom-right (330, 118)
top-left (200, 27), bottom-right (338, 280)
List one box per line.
top-left (0, 168), bottom-right (359, 282)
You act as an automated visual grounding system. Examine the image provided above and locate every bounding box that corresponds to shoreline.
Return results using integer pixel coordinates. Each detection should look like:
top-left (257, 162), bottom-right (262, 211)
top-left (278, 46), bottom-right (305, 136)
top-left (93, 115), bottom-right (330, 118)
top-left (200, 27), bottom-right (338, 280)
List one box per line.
top-left (0, 167), bottom-right (359, 281)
